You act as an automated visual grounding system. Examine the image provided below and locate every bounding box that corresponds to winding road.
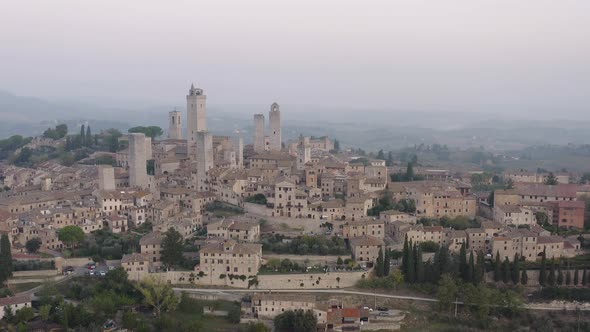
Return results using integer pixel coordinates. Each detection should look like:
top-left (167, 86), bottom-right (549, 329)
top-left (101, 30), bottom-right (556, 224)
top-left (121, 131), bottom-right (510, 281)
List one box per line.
top-left (173, 287), bottom-right (590, 311)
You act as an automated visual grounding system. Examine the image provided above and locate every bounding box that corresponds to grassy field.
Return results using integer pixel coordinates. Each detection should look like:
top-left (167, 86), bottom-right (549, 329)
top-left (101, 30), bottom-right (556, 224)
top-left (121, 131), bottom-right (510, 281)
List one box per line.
top-left (8, 282), bottom-right (42, 294)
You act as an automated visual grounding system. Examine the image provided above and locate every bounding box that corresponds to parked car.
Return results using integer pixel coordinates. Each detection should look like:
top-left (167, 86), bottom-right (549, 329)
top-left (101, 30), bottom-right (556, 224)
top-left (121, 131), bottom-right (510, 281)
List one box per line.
top-left (86, 270), bottom-right (95, 276)
top-left (377, 307), bottom-right (388, 311)
top-left (107, 265), bottom-right (115, 271)
top-left (99, 271), bottom-right (107, 277)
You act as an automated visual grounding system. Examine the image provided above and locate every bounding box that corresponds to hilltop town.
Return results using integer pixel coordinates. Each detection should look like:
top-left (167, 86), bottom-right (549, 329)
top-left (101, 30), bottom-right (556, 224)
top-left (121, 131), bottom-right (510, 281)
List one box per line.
top-left (1, 84), bottom-right (589, 331)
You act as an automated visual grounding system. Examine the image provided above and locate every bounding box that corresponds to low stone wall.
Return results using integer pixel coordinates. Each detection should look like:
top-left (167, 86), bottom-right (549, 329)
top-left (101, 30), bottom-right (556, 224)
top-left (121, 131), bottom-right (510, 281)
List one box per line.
top-left (263, 254), bottom-right (352, 266)
top-left (131, 270), bottom-right (366, 290)
top-left (257, 271), bottom-right (366, 289)
top-left (485, 268), bottom-right (584, 286)
top-left (244, 203), bottom-right (267, 216)
top-left (13, 270), bottom-right (59, 278)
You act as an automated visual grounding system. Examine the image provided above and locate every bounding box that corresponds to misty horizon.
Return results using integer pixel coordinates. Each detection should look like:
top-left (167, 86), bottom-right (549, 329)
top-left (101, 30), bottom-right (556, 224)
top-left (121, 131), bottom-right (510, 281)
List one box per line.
top-left (1, 0), bottom-right (589, 117)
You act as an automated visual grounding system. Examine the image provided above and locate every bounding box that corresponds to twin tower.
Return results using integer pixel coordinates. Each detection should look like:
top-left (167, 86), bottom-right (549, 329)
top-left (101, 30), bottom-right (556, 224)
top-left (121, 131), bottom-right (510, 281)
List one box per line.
top-left (253, 103), bottom-right (282, 153)
top-left (168, 84), bottom-right (282, 155)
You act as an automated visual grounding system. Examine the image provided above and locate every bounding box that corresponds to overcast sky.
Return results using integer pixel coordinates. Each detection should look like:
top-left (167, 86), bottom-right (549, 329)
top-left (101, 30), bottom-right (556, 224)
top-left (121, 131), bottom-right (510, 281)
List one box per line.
top-left (1, 0), bottom-right (589, 113)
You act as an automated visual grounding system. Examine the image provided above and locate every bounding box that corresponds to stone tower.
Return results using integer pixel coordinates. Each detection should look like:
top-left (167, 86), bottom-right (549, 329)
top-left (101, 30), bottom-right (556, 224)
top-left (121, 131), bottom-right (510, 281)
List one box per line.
top-left (296, 136), bottom-right (311, 171)
top-left (129, 133), bottom-right (148, 189)
top-left (98, 165), bottom-right (116, 191)
top-left (253, 113), bottom-right (265, 153)
top-left (168, 109), bottom-right (182, 140)
top-left (195, 131), bottom-right (213, 191)
top-left (186, 84), bottom-right (207, 159)
top-left (234, 136), bottom-right (244, 168)
top-left (269, 102), bottom-right (281, 152)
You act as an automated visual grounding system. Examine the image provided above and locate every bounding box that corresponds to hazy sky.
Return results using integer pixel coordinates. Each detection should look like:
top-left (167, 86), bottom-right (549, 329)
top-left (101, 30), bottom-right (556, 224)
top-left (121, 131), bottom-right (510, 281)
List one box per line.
top-left (1, 0), bottom-right (589, 112)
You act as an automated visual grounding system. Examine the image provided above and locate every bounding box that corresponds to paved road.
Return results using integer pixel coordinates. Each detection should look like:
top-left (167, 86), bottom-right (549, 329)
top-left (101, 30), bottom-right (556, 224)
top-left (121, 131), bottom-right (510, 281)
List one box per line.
top-left (173, 287), bottom-right (590, 311)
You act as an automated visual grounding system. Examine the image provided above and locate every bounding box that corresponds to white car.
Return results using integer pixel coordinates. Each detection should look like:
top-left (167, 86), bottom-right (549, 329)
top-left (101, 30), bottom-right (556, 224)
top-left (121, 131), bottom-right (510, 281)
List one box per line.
top-left (99, 271), bottom-right (107, 277)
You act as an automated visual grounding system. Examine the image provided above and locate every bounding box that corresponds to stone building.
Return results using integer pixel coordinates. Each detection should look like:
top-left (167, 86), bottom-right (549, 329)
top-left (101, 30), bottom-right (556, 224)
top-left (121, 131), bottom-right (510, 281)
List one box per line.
top-left (98, 165), bottom-right (115, 191)
top-left (547, 200), bottom-right (585, 229)
top-left (342, 219), bottom-right (385, 239)
top-left (197, 239), bottom-right (262, 283)
top-left (207, 218), bottom-right (260, 242)
top-left (140, 231), bottom-right (163, 264)
top-left (121, 253), bottom-right (151, 279)
top-left (493, 205), bottom-right (536, 226)
top-left (251, 294), bottom-right (326, 323)
top-left (350, 235), bottom-right (385, 264)
top-left (0, 296), bottom-right (32, 320)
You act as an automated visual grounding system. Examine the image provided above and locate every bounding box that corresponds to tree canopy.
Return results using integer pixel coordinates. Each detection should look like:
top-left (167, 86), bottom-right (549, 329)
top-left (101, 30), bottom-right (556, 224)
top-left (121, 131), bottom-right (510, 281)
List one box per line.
top-left (43, 124), bottom-right (68, 139)
top-left (128, 126), bottom-right (163, 139)
top-left (58, 226), bottom-right (85, 248)
top-left (0, 234), bottom-right (13, 285)
top-left (160, 228), bottom-right (185, 269)
top-left (274, 309), bottom-right (317, 332)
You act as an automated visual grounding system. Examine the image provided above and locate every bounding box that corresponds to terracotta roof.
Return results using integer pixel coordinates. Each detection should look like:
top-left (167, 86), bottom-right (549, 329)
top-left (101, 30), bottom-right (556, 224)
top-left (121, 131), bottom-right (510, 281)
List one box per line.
top-left (139, 232), bottom-right (162, 246)
top-left (121, 253), bottom-right (149, 264)
top-left (200, 239), bottom-right (262, 255)
top-left (537, 236), bottom-right (564, 244)
top-left (350, 235), bottom-right (384, 247)
top-left (515, 183), bottom-right (578, 198)
top-left (0, 295), bottom-right (31, 306)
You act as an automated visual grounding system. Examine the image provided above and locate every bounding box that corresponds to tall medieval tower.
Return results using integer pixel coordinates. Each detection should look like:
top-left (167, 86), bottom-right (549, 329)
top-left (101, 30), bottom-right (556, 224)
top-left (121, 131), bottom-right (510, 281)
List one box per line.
top-left (253, 113), bottom-right (265, 153)
top-left (268, 102), bottom-right (281, 152)
top-left (186, 84), bottom-right (207, 159)
top-left (168, 109), bottom-right (182, 140)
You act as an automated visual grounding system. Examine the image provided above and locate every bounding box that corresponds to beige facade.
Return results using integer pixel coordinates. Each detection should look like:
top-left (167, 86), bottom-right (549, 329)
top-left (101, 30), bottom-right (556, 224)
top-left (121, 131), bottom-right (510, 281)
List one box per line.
top-left (207, 218), bottom-right (260, 242)
top-left (140, 232), bottom-right (163, 264)
top-left (350, 235), bottom-right (385, 263)
top-left (197, 240), bottom-right (262, 283)
top-left (342, 220), bottom-right (384, 239)
top-left (251, 294), bottom-right (326, 323)
top-left (493, 205), bottom-right (536, 226)
top-left (121, 253), bottom-right (151, 279)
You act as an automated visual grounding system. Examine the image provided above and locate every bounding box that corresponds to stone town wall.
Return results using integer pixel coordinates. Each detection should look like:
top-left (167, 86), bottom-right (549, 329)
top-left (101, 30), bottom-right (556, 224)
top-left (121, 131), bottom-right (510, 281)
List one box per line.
top-left (257, 271), bottom-right (366, 289)
top-left (132, 271), bottom-right (366, 290)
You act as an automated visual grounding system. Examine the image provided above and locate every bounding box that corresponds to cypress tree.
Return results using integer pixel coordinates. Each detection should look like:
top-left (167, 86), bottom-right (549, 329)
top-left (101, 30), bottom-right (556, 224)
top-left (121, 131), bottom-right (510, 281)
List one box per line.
top-left (431, 248), bottom-right (441, 283)
top-left (494, 251), bottom-right (501, 282)
top-left (521, 269), bottom-right (528, 285)
top-left (416, 244), bottom-right (424, 283)
top-left (402, 235), bottom-right (409, 278)
top-left (383, 249), bottom-right (391, 277)
top-left (407, 242), bottom-right (416, 283)
top-left (86, 126), bottom-right (92, 146)
top-left (539, 250), bottom-right (547, 286)
top-left (573, 267), bottom-right (579, 286)
top-left (511, 254), bottom-right (520, 285)
top-left (80, 124), bottom-right (85, 143)
top-left (502, 257), bottom-right (510, 284)
top-left (557, 262), bottom-right (564, 286)
top-left (459, 242), bottom-right (468, 281)
top-left (467, 251), bottom-right (475, 284)
top-left (0, 234), bottom-right (13, 285)
top-left (548, 261), bottom-right (556, 286)
top-left (376, 248), bottom-right (384, 277)
top-left (565, 264), bottom-right (571, 286)
top-left (475, 251), bottom-right (485, 284)
top-left (582, 268), bottom-right (587, 287)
